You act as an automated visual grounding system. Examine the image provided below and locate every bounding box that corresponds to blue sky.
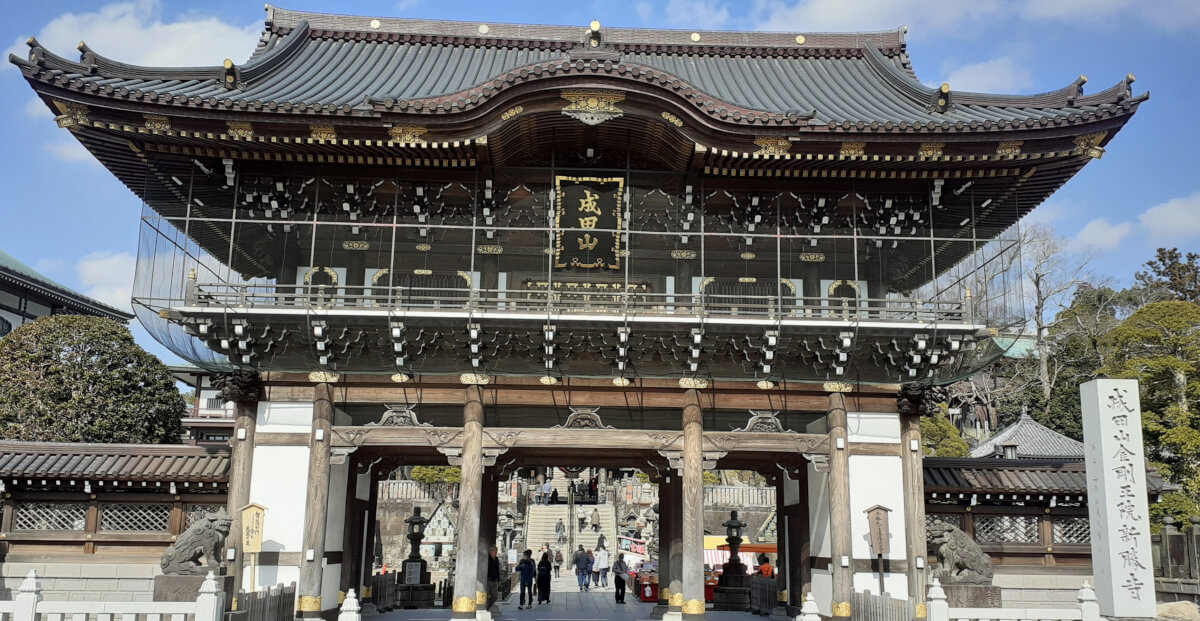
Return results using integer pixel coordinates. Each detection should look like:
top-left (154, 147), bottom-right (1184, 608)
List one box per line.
top-left (1, 0), bottom-right (1198, 363)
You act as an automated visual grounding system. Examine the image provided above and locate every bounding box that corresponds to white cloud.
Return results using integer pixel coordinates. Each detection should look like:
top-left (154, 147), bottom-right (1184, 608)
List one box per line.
top-left (8, 0), bottom-right (260, 67)
top-left (753, 0), bottom-right (1001, 35)
top-left (1138, 191), bottom-right (1200, 244)
top-left (635, 2), bottom-right (655, 23)
top-left (395, 0), bottom-right (420, 11)
top-left (24, 97), bottom-right (48, 118)
top-left (1019, 0), bottom-right (1134, 20)
top-left (1073, 218), bottom-right (1133, 251)
top-left (1022, 200), bottom-right (1078, 227)
top-left (76, 251), bottom-right (136, 311)
top-left (33, 258), bottom-right (66, 276)
top-left (665, 0), bottom-right (730, 29)
top-left (43, 138), bottom-right (96, 163)
top-left (941, 56), bottom-right (1034, 94)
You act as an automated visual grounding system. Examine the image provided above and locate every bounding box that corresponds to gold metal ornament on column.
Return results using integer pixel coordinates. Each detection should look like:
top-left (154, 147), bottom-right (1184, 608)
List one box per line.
top-left (669, 592), bottom-right (684, 607)
top-left (915, 602), bottom-right (928, 618)
top-left (452, 596), bottom-right (476, 612)
top-left (296, 596), bottom-right (321, 612)
top-left (475, 591), bottom-right (487, 605)
top-left (832, 601), bottom-right (852, 617)
top-left (683, 599), bottom-right (705, 614)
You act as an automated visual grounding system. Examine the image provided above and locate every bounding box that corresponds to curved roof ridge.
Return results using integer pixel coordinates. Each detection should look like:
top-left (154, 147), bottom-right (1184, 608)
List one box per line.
top-left (969, 412), bottom-right (1084, 459)
top-left (239, 20), bottom-right (311, 84)
top-left (861, 44), bottom-right (935, 109)
top-left (75, 41), bottom-right (224, 81)
top-left (264, 4), bottom-right (906, 53)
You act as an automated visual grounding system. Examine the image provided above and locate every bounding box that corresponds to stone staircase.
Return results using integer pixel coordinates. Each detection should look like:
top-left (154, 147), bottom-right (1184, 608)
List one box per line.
top-left (525, 502), bottom-right (619, 555)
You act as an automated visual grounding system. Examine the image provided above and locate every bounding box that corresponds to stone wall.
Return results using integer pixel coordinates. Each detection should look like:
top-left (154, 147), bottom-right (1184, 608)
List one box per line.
top-left (0, 562), bottom-right (160, 601)
top-left (992, 572), bottom-right (1092, 608)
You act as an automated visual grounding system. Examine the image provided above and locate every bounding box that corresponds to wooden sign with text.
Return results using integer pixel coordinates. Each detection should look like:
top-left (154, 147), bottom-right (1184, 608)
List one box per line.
top-left (240, 503), bottom-right (266, 554)
top-left (863, 505), bottom-right (891, 556)
top-left (554, 176), bottom-right (624, 271)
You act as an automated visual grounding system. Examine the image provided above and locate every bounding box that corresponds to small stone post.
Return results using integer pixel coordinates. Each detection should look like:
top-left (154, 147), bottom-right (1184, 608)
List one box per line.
top-left (1077, 581), bottom-right (1100, 621)
top-left (195, 572), bottom-right (223, 621)
top-left (926, 578), bottom-right (948, 621)
top-left (339, 589), bottom-right (362, 621)
top-left (14, 570), bottom-right (42, 621)
top-left (800, 592), bottom-right (821, 621)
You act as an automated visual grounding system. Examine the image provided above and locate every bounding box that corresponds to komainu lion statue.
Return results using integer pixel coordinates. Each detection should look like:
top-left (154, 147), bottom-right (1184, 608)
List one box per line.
top-left (928, 520), bottom-right (993, 584)
top-left (160, 509), bottom-right (233, 575)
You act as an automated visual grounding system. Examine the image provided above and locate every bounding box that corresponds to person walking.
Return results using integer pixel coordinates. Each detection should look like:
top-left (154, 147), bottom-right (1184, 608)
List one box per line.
top-left (587, 549), bottom-right (596, 589)
top-left (555, 518), bottom-right (566, 544)
top-left (486, 546), bottom-right (501, 609)
top-left (553, 548), bottom-right (563, 578)
top-left (516, 549), bottom-right (536, 609)
top-left (542, 480), bottom-right (553, 505)
top-left (537, 552), bottom-right (553, 604)
top-left (757, 554), bottom-right (774, 578)
top-left (590, 507), bottom-right (601, 533)
top-left (612, 553), bottom-right (630, 604)
top-left (572, 545), bottom-right (590, 591)
top-left (577, 507), bottom-right (587, 532)
top-left (593, 544), bottom-right (609, 588)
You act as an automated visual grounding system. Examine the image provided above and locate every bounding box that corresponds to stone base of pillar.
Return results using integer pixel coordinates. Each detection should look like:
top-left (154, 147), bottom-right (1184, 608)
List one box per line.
top-left (663, 611), bottom-right (682, 621)
top-left (768, 604), bottom-right (790, 620)
top-left (712, 586), bottom-right (750, 611)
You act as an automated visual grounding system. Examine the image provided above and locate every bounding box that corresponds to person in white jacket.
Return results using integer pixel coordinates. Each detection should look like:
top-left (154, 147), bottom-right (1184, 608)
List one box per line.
top-left (592, 545), bottom-right (610, 588)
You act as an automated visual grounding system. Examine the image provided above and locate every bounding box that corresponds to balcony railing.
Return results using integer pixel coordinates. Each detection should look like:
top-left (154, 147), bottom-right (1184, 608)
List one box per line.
top-left (179, 282), bottom-right (974, 325)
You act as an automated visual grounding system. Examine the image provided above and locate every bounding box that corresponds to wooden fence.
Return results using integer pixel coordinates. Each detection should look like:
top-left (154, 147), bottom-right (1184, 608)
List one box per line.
top-left (0, 570), bottom-right (222, 621)
top-left (237, 582), bottom-right (295, 621)
top-left (851, 590), bottom-right (911, 621)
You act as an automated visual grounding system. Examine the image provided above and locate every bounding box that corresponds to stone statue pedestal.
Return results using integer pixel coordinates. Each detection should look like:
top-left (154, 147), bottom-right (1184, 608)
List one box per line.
top-left (713, 534), bottom-right (749, 611)
top-left (941, 584), bottom-right (1002, 607)
top-left (153, 573), bottom-right (236, 604)
top-left (395, 531), bottom-right (434, 609)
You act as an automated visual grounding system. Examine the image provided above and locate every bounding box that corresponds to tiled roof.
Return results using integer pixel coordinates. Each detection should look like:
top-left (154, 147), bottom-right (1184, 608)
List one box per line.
top-left (969, 413), bottom-right (1084, 459)
top-left (925, 457), bottom-right (1175, 495)
top-left (9, 6), bottom-right (1144, 131)
top-left (0, 440), bottom-right (229, 483)
top-left (0, 249), bottom-right (132, 321)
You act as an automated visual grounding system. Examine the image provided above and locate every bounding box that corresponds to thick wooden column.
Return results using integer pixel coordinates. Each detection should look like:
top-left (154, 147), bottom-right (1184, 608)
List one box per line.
top-left (339, 459), bottom-right (363, 600)
top-left (478, 469), bottom-right (499, 614)
top-left (226, 398), bottom-right (257, 600)
top-left (452, 385), bottom-right (485, 619)
top-left (793, 464), bottom-right (811, 607)
top-left (298, 382), bottom-right (335, 617)
top-left (652, 475), bottom-right (673, 619)
top-left (827, 393), bottom-right (852, 620)
top-left (681, 389), bottom-right (705, 620)
top-left (774, 475), bottom-right (788, 611)
top-left (901, 413), bottom-right (927, 617)
top-left (667, 475), bottom-right (683, 619)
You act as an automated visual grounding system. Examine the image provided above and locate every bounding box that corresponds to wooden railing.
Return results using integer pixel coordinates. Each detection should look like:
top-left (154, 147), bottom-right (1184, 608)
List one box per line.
top-left (237, 582), bottom-right (295, 621)
top-left (183, 282), bottom-right (971, 325)
top-left (0, 570), bottom-right (222, 621)
top-left (851, 590), bottom-right (911, 621)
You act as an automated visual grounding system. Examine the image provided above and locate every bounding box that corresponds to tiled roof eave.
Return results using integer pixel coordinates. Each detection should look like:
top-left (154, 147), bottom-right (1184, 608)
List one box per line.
top-left (0, 267), bottom-right (132, 321)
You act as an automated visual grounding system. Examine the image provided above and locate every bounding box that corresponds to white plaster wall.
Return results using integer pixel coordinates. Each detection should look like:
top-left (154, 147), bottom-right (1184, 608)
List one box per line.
top-left (253, 565), bottom-right (300, 593)
top-left (848, 455), bottom-right (906, 560)
top-left (809, 568), bottom-right (832, 615)
top-left (258, 401), bottom-right (314, 432)
top-left (325, 462), bottom-right (349, 552)
top-left (846, 412), bottom-right (900, 443)
top-left (852, 572), bottom-right (908, 598)
top-left (248, 445), bottom-right (310, 551)
top-left (321, 564), bottom-right (341, 611)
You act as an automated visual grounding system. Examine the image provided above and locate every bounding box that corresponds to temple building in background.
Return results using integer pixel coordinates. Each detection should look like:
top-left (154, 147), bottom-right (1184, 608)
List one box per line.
top-left (0, 249), bottom-right (131, 337)
top-left (11, 5), bottom-right (1143, 619)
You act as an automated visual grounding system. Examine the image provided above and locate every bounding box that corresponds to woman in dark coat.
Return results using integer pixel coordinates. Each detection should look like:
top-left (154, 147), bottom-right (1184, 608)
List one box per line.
top-left (536, 552), bottom-right (553, 604)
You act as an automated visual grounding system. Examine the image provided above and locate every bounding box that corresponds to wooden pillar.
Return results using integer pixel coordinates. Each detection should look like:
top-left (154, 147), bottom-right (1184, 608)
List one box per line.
top-left (681, 389), bottom-right (705, 620)
top-left (774, 475), bottom-right (789, 610)
top-left (827, 393), bottom-right (852, 620)
top-left (652, 475), bottom-right (673, 619)
top-left (226, 399), bottom-right (256, 599)
top-left (667, 475), bottom-right (683, 619)
top-left (793, 464), bottom-right (811, 606)
top-left (361, 467), bottom-right (381, 605)
top-left (298, 382), bottom-right (335, 617)
top-left (339, 459), bottom-right (363, 600)
top-left (478, 469), bottom-right (499, 611)
top-left (453, 385), bottom-right (485, 619)
top-left (901, 413), bottom-right (927, 617)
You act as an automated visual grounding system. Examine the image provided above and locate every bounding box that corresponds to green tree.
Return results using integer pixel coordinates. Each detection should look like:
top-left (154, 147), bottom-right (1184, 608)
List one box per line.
top-left (0, 315), bottom-right (184, 443)
top-left (1135, 248), bottom-right (1200, 303)
top-left (1103, 301), bottom-right (1200, 511)
top-left (408, 466), bottom-right (462, 486)
top-left (920, 409), bottom-right (969, 457)
top-left (702, 471), bottom-right (720, 485)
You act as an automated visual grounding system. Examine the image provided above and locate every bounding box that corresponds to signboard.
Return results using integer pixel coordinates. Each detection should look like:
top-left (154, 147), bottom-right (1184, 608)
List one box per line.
top-left (507, 548), bottom-right (518, 565)
top-left (554, 176), bottom-right (624, 271)
top-left (404, 560), bottom-right (422, 585)
top-left (1081, 379), bottom-right (1155, 618)
top-left (618, 536), bottom-right (647, 556)
top-left (240, 503), bottom-right (266, 554)
top-left (863, 505), bottom-right (891, 555)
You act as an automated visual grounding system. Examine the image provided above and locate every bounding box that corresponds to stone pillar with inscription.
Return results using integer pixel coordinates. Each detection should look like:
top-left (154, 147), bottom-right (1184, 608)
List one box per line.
top-left (1081, 379), bottom-right (1155, 618)
top-left (298, 382), bottom-right (334, 618)
top-left (213, 370), bottom-right (261, 600)
top-left (452, 385), bottom-right (485, 620)
top-left (681, 389), bottom-right (705, 620)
